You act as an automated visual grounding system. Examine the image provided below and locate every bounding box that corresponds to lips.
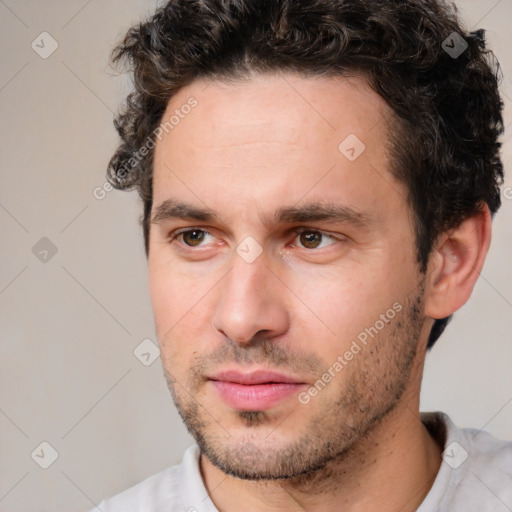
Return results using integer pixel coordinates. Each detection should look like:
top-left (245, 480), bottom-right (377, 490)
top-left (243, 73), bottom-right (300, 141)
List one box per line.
top-left (207, 370), bottom-right (306, 411)
top-left (210, 370), bottom-right (304, 385)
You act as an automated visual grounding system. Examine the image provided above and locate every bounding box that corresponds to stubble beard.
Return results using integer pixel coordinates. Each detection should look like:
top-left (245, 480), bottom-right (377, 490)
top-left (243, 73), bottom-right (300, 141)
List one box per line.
top-left (163, 283), bottom-right (425, 483)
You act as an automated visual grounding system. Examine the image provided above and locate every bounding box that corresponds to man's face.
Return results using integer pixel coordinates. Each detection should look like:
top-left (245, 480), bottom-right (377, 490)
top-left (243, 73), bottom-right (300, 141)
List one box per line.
top-left (148, 73), bottom-right (429, 479)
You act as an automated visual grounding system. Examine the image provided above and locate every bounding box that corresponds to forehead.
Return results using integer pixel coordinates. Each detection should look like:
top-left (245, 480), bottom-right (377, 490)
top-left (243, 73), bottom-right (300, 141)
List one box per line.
top-left (156, 73), bottom-right (390, 154)
top-left (151, 72), bottom-right (404, 225)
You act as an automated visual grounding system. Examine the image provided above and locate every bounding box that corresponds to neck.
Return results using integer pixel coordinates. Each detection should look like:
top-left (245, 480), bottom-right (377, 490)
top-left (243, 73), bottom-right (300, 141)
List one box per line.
top-left (201, 396), bottom-right (442, 512)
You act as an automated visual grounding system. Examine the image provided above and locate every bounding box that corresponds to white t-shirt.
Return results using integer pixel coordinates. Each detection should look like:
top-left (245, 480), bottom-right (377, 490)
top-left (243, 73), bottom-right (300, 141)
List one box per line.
top-left (87, 412), bottom-right (512, 512)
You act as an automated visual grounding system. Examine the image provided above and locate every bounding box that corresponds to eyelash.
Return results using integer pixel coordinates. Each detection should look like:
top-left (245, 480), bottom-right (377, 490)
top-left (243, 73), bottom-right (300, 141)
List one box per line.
top-left (167, 227), bottom-right (341, 250)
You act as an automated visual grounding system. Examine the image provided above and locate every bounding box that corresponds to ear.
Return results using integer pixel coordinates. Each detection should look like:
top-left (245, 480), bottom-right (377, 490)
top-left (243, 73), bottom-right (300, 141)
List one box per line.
top-left (424, 203), bottom-right (492, 320)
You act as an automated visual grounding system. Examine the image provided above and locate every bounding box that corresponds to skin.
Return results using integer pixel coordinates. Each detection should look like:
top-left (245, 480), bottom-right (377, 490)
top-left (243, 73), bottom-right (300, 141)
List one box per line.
top-left (148, 72), bottom-right (491, 512)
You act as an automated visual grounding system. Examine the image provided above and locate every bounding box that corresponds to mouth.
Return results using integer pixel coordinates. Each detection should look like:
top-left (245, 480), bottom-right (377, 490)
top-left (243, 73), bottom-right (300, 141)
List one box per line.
top-left (207, 370), bottom-right (307, 411)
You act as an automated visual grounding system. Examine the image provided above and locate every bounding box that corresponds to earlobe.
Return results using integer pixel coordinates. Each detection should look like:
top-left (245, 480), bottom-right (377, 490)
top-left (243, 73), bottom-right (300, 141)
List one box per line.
top-left (424, 203), bottom-right (492, 320)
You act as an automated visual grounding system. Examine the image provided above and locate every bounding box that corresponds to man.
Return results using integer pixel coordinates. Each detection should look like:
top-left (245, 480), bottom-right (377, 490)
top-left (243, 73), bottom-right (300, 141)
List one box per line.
top-left (90, 0), bottom-right (511, 510)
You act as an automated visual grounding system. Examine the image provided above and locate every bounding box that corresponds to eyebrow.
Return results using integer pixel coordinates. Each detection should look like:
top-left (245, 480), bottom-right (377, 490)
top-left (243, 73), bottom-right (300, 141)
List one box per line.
top-left (151, 199), bottom-right (374, 229)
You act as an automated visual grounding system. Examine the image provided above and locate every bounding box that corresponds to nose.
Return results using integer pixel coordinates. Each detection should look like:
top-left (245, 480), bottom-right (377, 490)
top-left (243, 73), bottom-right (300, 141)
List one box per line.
top-left (211, 249), bottom-right (289, 345)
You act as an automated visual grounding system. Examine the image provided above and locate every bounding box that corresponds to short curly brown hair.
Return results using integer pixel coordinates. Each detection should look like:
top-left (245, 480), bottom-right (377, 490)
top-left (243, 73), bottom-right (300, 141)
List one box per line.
top-left (107, 0), bottom-right (504, 349)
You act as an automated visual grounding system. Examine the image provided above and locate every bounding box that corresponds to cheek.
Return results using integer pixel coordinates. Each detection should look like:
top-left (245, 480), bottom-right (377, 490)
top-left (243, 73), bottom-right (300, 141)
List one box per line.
top-left (148, 261), bottom-right (215, 361)
top-left (288, 262), bottom-right (404, 355)
top-left (148, 263), bottom-right (176, 328)
top-left (148, 249), bottom-right (200, 320)
top-left (148, 261), bottom-right (186, 344)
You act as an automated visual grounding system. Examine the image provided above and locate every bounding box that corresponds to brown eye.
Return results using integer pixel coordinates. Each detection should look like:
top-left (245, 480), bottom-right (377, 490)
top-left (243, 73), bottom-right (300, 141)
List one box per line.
top-left (292, 229), bottom-right (339, 250)
top-left (181, 229), bottom-right (207, 246)
top-left (299, 230), bottom-right (323, 249)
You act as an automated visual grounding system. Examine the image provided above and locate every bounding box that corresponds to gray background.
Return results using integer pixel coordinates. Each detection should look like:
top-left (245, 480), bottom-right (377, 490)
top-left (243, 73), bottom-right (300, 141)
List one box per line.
top-left (0, 1), bottom-right (511, 511)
